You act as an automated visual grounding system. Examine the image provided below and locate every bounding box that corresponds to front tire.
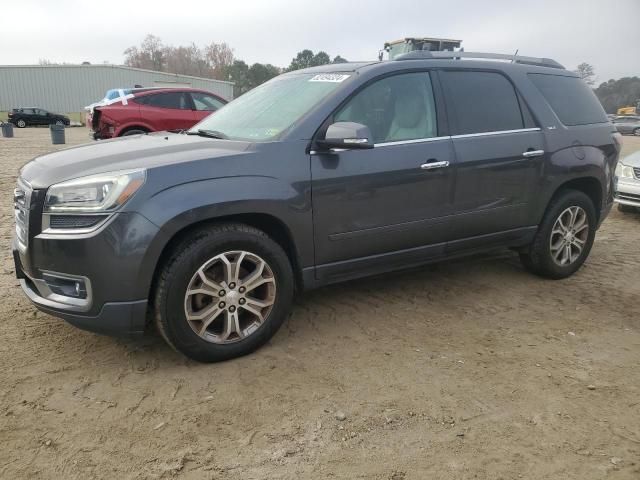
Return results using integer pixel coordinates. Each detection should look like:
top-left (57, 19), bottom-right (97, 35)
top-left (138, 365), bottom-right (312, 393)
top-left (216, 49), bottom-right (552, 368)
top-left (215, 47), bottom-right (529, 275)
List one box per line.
top-left (154, 223), bottom-right (294, 362)
top-left (16, 119), bottom-right (26, 128)
top-left (520, 190), bottom-right (596, 279)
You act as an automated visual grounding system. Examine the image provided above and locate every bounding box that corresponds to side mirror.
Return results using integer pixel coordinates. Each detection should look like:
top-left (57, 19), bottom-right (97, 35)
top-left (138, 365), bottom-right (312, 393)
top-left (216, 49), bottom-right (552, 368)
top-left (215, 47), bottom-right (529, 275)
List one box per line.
top-left (317, 122), bottom-right (374, 150)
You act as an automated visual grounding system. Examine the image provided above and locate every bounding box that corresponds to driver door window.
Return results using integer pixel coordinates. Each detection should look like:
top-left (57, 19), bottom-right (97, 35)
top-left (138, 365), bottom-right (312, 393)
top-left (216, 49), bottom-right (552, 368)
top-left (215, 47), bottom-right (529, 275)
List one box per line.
top-left (334, 72), bottom-right (438, 144)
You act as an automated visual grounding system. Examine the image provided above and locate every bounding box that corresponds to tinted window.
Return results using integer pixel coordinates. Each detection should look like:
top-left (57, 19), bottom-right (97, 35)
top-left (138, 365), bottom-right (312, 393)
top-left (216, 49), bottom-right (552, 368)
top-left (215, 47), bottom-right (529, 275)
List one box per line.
top-left (191, 92), bottom-right (225, 111)
top-left (442, 71), bottom-right (525, 135)
top-left (138, 92), bottom-right (190, 109)
top-left (529, 74), bottom-right (607, 126)
top-left (335, 72), bottom-right (437, 143)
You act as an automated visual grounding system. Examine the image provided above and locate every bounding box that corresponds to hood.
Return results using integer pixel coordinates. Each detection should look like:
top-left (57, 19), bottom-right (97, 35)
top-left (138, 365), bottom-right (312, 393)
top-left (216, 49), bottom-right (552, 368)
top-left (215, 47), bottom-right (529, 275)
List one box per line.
top-left (20, 132), bottom-right (253, 188)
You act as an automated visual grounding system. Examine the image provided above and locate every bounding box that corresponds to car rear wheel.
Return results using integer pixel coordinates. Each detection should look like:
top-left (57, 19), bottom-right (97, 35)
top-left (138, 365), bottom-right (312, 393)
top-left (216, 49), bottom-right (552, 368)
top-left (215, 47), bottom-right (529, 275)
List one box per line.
top-left (154, 223), bottom-right (294, 362)
top-left (16, 119), bottom-right (26, 128)
top-left (121, 129), bottom-right (147, 136)
top-left (520, 190), bottom-right (596, 279)
top-left (54, 120), bottom-right (65, 126)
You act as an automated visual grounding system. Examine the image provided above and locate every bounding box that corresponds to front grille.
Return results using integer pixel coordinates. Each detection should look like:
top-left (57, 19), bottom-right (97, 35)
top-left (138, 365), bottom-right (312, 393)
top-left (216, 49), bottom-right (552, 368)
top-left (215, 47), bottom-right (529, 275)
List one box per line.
top-left (14, 178), bottom-right (32, 249)
top-left (48, 214), bottom-right (107, 229)
top-left (634, 167), bottom-right (640, 179)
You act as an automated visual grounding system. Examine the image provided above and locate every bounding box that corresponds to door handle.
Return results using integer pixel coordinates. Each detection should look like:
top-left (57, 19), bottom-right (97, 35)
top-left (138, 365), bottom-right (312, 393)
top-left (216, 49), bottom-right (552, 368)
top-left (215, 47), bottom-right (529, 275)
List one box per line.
top-left (522, 149), bottom-right (545, 158)
top-left (420, 160), bottom-right (450, 170)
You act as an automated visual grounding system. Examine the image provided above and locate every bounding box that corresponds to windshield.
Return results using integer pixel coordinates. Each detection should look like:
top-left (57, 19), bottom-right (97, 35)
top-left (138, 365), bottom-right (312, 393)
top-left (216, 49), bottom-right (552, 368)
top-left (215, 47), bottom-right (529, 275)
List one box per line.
top-left (191, 73), bottom-right (351, 141)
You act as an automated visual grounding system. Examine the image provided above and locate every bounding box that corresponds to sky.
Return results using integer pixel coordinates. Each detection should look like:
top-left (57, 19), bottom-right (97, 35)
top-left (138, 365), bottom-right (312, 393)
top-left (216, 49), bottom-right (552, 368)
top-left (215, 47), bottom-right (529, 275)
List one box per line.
top-left (2, 0), bottom-right (639, 83)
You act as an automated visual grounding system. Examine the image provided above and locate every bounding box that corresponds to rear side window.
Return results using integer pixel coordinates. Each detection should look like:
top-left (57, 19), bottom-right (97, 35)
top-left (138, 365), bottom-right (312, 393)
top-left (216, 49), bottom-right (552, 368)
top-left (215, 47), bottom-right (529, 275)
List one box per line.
top-left (528, 74), bottom-right (607, 126)
top-left (441, 71), bottom-right (526, 135)
top-left (137, 92), bottom-right (190, 110)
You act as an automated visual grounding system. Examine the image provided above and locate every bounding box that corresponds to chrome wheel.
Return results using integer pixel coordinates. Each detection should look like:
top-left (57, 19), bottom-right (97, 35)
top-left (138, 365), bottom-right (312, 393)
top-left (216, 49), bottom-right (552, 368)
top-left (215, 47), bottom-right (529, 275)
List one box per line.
top-left (549, 206), bottom-right (589, 266)
top-left (17, 119), bottom-right (26, 128)
top-left (55, 120), bottom-right (64, 126)
top-left (184, 251), bottom-right (276, 344)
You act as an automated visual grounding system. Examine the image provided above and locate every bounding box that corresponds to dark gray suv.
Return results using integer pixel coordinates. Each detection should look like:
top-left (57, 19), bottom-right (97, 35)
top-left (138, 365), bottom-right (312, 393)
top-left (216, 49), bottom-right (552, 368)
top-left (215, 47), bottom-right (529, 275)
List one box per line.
top-left (13, 51), bottom-right (621, 362)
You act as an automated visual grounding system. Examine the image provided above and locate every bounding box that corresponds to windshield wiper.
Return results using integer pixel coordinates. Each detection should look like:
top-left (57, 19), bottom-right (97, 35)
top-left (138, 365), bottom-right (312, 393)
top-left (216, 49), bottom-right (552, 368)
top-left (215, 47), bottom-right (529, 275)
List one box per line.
top-left (187, 129), bottom-right (228, 139)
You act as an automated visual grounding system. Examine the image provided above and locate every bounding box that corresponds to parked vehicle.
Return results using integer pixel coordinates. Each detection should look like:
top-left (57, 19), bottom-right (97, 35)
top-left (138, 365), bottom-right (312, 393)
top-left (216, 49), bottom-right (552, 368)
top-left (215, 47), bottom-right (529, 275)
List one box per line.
top-left (91, 88), bottom-right (227, 139)
top-left (612, 115), bottom-right (640, 135)
top-left (615, 151), bottom-right (640, 212)
top-left (84, 87), bottom-right (161, 126)
top-left (8, 108), bottom-right (70, 128)
top-left (13, 51), bottom-right (620, 362)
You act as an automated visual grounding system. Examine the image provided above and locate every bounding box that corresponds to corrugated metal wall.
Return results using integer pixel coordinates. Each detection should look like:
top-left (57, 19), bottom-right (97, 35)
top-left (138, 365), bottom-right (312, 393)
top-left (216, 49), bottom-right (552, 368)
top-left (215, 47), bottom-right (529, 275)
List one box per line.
top-left (0, 65), bottom-right (234, 114)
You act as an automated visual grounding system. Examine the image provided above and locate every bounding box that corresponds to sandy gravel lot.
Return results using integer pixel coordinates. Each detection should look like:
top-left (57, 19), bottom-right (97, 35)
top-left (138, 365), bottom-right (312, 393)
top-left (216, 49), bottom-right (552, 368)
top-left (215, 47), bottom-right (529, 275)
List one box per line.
top-left (1, 128), bottom-right (639, 479)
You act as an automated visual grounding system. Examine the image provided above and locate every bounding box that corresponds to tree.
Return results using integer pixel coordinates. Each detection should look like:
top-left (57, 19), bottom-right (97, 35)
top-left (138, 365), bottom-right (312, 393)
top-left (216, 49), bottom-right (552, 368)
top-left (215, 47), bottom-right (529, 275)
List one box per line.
top-left (287, 49), bottom-right (336, 71)
top-left (288, 49), bottom-right (315, 71)
top-left (225, 60), bottom-right (250, 96)
top-left (124, 34), bottom-right (165, 71)
top-left (594, 76), bottom-right (640, 113)
top-left (205, 42), bottom-right (235, 80)
top-left (332, 55), bottom-right (348, 64)
top-left (574, 62), bottom-right (596, 86)
top-left (248, 63), bottom-right (281, 89)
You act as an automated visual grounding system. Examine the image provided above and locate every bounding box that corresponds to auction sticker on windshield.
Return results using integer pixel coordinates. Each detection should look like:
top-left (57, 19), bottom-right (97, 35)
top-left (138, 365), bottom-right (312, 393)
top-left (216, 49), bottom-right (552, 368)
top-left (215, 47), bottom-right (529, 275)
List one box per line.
top-left (308, 74), bottom-right (351, 83)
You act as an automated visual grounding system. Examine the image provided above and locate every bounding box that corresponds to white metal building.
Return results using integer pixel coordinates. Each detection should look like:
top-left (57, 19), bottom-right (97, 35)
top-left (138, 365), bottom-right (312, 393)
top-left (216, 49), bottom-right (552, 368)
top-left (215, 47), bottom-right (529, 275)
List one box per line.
top-left (0, 64), bottom-right (234, 118)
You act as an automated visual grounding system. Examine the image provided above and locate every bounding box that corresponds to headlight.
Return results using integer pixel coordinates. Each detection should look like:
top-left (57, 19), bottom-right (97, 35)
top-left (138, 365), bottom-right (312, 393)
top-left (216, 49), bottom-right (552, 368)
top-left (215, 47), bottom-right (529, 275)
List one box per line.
top-left (615, 163), bottom-right (635, 179)
top-left (44, 169), bottom-right (145, 213)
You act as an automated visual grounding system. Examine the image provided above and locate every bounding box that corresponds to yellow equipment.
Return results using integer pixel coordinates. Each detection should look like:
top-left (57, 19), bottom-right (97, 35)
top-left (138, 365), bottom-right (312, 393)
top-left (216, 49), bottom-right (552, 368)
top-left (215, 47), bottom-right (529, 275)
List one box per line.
top-left (617, 100), bottom-right (640, 116)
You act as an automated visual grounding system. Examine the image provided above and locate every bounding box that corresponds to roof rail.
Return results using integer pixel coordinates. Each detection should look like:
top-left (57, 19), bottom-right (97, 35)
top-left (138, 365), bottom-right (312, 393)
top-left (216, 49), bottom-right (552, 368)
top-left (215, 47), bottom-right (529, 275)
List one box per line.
top-left (393, 51), bottom-right (565, 69)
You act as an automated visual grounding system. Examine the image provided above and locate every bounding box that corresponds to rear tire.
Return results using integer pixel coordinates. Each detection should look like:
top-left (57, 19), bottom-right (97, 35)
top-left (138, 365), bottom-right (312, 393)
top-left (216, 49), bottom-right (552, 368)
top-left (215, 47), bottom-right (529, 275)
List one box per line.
top-left (154, 223), bottom-right (294, 362)
top-left (121, 129), bottom-right (147, 136)
top-left (618, 203), bottom-right (637, 213)
top-left (54, 119), bottom-right (65, 126)
top-left (520, 190), bottom-right (596, 279)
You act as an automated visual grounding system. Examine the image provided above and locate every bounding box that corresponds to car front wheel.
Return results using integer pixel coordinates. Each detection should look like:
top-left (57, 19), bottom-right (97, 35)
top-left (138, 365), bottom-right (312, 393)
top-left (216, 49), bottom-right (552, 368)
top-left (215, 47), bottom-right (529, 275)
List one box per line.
top-left (520, 190), bottom-right (596, 279)
top-left (154, 223), bottom-right (294, 362)
top-left (16, 119), bottom-right (26, 128)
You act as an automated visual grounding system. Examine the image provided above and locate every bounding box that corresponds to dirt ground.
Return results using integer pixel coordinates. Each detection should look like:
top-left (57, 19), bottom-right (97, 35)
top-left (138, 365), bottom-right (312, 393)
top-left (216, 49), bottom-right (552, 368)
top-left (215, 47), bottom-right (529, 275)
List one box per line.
top-left (1, 128), bottom-right (639, 480)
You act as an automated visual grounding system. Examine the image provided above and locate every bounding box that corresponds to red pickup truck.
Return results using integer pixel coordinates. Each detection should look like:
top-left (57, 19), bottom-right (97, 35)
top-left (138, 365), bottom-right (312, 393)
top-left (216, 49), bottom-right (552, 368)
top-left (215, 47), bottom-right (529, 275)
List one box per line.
top-left (91, 88), bottom-right (227, 139)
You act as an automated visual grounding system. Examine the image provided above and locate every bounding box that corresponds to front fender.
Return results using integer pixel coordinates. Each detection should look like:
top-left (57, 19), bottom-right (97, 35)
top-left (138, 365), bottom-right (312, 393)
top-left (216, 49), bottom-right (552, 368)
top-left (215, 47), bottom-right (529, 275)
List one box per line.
top-left (134, 175), bottom-right (313, 297)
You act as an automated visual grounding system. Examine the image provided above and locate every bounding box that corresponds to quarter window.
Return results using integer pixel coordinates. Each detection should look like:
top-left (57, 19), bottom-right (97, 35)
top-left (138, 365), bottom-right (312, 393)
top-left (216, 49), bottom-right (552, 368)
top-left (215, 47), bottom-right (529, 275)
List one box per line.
top-left (191, 93), bottom-right (226, 111)
top-left (441, 71), bottom-right (525, 135)
top-left (528, 74), bottom-right (607, 126)
top-left (334, 72), bottom-right (438, 144)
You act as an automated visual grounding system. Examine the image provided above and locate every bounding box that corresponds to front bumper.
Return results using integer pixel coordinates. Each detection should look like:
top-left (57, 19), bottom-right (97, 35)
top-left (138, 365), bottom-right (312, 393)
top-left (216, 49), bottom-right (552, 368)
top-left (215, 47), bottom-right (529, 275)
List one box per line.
top-left (20, 276), bottom-right (147, 336)
top-left (13, 211), bottom-right (160, 336)
top-left (615, 177), bottom-right (640, 207)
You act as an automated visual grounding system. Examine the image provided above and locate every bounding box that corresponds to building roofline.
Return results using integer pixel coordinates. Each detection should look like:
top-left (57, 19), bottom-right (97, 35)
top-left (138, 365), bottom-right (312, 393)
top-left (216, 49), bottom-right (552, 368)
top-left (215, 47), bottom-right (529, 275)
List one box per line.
top-left (0, 63), bottom-right (235, 85)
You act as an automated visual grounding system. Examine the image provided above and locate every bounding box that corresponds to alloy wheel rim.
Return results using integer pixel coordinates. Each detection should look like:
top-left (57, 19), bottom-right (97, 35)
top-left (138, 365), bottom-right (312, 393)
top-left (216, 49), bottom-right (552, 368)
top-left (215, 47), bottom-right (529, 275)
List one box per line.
top-left (549, 206), bottom-right (589, 267)
top-left (184, 251), bottom-right (276, 344)
top-left (18, 120), bottom-right (25, 127)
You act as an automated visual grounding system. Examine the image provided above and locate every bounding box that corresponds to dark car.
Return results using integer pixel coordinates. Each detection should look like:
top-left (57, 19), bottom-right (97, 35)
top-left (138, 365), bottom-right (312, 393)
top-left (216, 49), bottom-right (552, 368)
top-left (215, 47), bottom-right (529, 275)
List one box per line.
top-left (13, 51), bottom-right (620, 362)
top-left (91, 88), bottom-right (227, 139)
top-left (612, 115), bottom-right (640, 135)
top-left (9, 108), bottom-right (70, 128)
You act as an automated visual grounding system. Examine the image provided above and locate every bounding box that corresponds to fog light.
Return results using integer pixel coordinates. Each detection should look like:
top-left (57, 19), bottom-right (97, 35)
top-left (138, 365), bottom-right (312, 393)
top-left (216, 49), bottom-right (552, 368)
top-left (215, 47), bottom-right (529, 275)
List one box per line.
top-left (42, 273), bottom-right (88, 299)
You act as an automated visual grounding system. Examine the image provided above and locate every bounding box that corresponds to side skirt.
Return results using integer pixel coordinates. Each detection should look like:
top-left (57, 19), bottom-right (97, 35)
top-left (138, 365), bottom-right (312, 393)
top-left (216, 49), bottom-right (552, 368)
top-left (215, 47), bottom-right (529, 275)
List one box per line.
top-left (301, 226), bottom-right (537, 290)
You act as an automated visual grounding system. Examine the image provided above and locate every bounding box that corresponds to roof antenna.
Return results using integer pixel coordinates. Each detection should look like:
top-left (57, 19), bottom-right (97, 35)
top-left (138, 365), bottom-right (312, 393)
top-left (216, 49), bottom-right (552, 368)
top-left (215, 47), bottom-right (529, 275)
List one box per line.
top-left (511, 49), bottom-right (519, 63)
